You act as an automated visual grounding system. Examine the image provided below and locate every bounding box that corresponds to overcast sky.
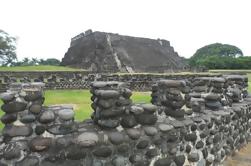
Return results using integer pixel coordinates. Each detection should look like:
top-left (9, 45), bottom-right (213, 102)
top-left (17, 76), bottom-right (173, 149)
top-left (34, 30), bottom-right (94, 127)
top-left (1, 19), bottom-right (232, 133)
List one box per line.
top-left (1, 0), bottom-right (251, 60)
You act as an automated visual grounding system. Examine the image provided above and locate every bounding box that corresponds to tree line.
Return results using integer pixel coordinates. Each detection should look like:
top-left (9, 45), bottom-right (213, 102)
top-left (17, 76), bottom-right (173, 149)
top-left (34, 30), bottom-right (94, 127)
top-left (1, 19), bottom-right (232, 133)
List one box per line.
top-left (189, 43), bottom-right (251, 70)
top-left (0, 29), bottom-right (60, 66)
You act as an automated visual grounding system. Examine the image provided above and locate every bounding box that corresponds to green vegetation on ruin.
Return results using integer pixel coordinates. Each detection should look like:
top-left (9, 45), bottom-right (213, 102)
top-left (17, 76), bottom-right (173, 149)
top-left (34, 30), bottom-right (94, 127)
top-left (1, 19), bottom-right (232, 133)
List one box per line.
top-left (0, 65), bottom-right (85, 71)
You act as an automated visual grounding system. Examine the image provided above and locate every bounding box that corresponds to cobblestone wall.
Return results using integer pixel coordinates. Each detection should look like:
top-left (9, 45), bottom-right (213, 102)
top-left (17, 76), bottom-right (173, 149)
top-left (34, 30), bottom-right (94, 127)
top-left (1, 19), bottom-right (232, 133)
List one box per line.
top-left (0, 75), bottom-right (251, 166)
top-left (0, 71), bottom-right (222, 92)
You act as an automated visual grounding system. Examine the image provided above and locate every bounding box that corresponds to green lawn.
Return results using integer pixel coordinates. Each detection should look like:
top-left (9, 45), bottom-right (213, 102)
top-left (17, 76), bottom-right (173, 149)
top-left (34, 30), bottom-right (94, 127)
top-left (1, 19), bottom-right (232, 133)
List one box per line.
top-left (210, 70), bottom-right (251, 74)
top-left (0, 65), bottom-right (84, 71)
top-left (0, 90), bottom-right (151, 129)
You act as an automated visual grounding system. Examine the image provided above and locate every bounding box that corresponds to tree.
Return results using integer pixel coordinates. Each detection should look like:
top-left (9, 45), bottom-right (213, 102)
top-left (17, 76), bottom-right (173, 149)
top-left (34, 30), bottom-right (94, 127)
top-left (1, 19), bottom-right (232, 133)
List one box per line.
top-left (190, 43), bottom-right (243, 66)
top-left (0, 30), bottom-right (17, 66)
top-left (39, 58), bottom-right (60, 65)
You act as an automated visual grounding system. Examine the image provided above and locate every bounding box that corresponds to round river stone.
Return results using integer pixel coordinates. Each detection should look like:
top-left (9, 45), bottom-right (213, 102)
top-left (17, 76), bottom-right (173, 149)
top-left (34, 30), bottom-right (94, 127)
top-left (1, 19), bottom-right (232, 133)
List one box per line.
top-left (39, 110), bottom-right (55, 123)
top-left (121, 115), bottom-right (137, 128)
top-left (20, 114), bottom-right (36, 123)
top-left (92, 146), bottom-right (112, 158)
top-left (126, 128), bottom-right (141, 140)
top-left (58, 109), bottom-right (74, 121)
top-left (141, 104), bottom-right (157, 113)
top-left (35, 125), bottom-right (46, 135)
top-left (0, 92), bottom-right (15, 102)
top-left (29, 137), bottom-right (52, 152)
top-left (188, 152), bottom-right (200, 162)
top-left (144, 126), bottom-right (158, 136)
top-left (29, 104), bottom-right (42, 114)
top-left (1, 113), bottom-right (17, 124)
top-left (3, 125), bottom-right (33, 137)
top-left (76, 132), bottom-right (99, 147)
top-left (109, 132), bottom-right (125, 145)
top-left (1, 101), bottom-right (27, 113)
top-left (158, 124), bottom-right (174, 132)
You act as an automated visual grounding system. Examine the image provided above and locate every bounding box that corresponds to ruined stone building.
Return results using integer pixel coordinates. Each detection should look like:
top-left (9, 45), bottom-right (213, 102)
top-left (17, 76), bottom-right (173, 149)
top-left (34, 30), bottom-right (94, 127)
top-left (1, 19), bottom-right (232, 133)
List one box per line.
top-left (61, 30), bottom-right (186, 73)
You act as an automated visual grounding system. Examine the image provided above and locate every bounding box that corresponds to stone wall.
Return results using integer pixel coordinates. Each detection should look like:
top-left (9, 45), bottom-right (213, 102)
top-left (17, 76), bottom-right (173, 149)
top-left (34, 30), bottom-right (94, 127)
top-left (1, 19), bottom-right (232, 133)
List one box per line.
top-left (0, 75), bottom-right (251, 166)
top-left (0, 71), bottom-right (222, 92)
top-left (61, 30), bottom-right (186, 73)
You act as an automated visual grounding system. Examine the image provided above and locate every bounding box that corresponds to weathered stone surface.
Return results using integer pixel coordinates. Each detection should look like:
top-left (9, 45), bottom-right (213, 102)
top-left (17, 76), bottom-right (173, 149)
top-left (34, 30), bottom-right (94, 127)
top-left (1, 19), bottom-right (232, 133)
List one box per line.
top-left (130, 105), bottom-right (144, 115)
top-left (196, 140), bottom-right (204, 149)
top-left (29, 137), bottom-right (52, 152)
top-left (146, 148), bottom-right (158, 158)
top-left (29, 104), bottom-right (42, 114)
top-left (174, 155), bottom-right (186, 166)
top-left (92, 146), bottom-right (112, 157)
top-left (112, 156), bottom-right (129, 166)
top-left (109, 132), bottom-right (124, 145)
top-left (66, 146), bottom-right (86, 160)
top-left (95, 90), bottom-right (120, 99)
top-left (1, 113), bottom-right (17, 124)
top-left (188, 152), bottom-right (200, 162)
top-left (100, 108), bottom-right (124, 118)
top-left (141, 104), bottom-right (157, 113)
top-left (76, 132), bottom-right (99, 147)
top-left (164, 109), bottom-right (185, 118)
top-left (3, 125), bottom-right (33, 137)
top-left (35, 125), bottom-right (46, 135)
top-left (154, 157), bottom-right (173, 166)
top-left (58, 109), bottom-right (74, 121)
top-left (126, 128), bottom-right (141, 140)
top-left (144, 126), bottom-right (158, 136)
top-left (158, 80), bottom-right (186, 88)
top-left (135, 114), bottom-right (157, 125)
top-left (136, 139), bottom-right (149, 149)
top-left (158, 124), bottom-right (174, 132)
top-left (3, 143), bottom-right (21, 160)
top-left (20, 114), bottom-right (36, 123)
top-left (98, 119), bottom-right (120, 128)
top-left (39, 110), bottom-right (55, 123)
top-left (16, 156), bottom-right (39, 166)
top-left (61, 31), bottom-right (185, 72)
top-left (24, 91), bottom-right (43, 101)
top-left (0, 92), bottom-right (15, 102)
top-left (120, 115), bottom-right (137, 128)
top-left (1, 101), bottom-right (27, 113)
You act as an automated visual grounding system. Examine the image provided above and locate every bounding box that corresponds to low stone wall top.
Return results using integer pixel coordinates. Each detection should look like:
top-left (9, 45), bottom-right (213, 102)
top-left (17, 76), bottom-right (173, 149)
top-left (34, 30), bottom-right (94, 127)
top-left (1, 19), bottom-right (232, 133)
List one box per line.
top-left (0, 71), bottom-right (222, 91)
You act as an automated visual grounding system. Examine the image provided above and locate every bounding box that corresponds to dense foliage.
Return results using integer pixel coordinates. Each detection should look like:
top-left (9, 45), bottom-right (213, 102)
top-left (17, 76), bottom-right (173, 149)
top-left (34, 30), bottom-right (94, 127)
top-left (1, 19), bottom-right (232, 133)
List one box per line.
top-left (13, 58), bottom-right (61, 66)
top-left (189, 43), bottom-right (249, 69)
top-left (196, 56), bottom-right (251, 69)
top-left (0, 30), bottom-right (17, 66)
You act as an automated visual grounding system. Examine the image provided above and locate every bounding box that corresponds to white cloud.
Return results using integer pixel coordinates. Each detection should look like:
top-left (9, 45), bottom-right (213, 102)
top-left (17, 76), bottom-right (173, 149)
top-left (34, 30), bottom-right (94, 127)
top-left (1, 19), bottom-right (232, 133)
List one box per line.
top-left (0, 0), bottom-right (250, 60)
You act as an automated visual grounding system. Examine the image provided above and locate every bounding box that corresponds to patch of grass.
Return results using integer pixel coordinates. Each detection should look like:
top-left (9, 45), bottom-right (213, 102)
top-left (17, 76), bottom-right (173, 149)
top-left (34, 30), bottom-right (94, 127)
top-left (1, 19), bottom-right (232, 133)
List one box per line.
top-left (131, 92), bottom-right (151, 103)
top-left (44, 90), bottom-right (151, 121)
top-left (210, 70), bottom-right (251, 73)
top-left (0, 65), bottom-right (85, 71)
top-left (44, 90), bottom-right (92, 121)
